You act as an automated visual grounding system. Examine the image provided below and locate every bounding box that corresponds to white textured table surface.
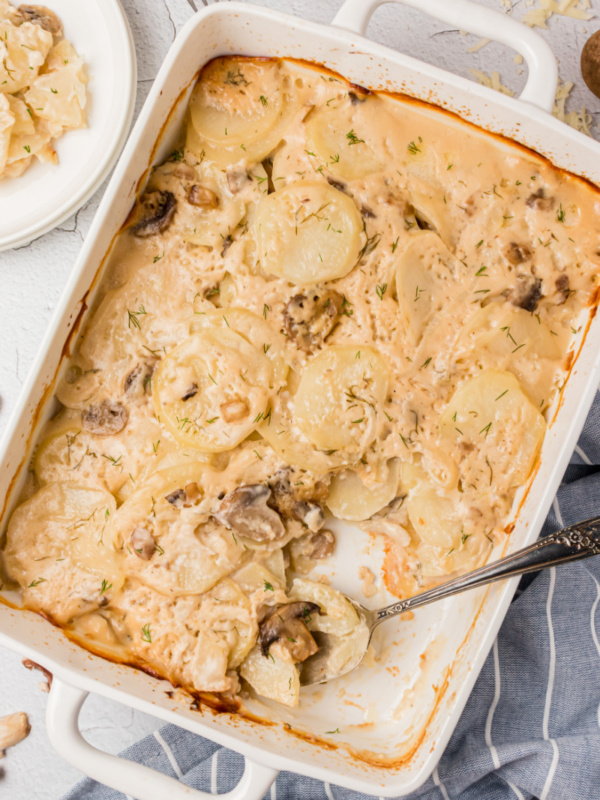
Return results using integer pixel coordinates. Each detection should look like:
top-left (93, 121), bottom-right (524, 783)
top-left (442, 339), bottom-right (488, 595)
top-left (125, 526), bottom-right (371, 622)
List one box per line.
top-left (1, 0), bottom-right (599, 797)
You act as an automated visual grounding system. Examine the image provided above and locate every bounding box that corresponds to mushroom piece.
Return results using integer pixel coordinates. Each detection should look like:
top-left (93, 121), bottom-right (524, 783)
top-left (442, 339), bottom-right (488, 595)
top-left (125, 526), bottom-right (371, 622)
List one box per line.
top-left (131, 191), bottom-right (177, 237)
top-left (283, 290), bottom-right (344, 351)
top-left (217, 485), bottom-right (285, 542)
top-left (82, 400), bottom-right (128, 435)
top-left (525, 188), bottom-right (554, 212)
top-left (326, 176), bottom-right (347, 193)
top-left (165, 489), bottom-right (186, 508)
top-left (304, 529), bottom-right (335, 559)
top-left (165, 483), bottom-right (201, 510)
top-left (188, 185), bottom-right (219, 208)
top-left (16, 5), bottom-right (62, 34)
top-left (505, 241), bottom-right (532, 266)
top-left (124, 361), bottom-right (156, 396)
top-left (288, 530), bottom-right (335, 574)
top-left (131, 527), bottom-right (156, 561)
top-left (0, 712), bottom-right (31, 759)
top-left (507, 275), bottom-right (543, 312)
top-left (226, 168), bottom-right (250, 194)
top-left (259, 602), bottom-right (321, 662)
top-left (348, 87), bottom-right (370, 104)
top-left (555, 273), bottom-right (571, 304)
top-left (181, 383), bottom-right (198, 401)
top-left (268, 470), bottom-right (326, 531)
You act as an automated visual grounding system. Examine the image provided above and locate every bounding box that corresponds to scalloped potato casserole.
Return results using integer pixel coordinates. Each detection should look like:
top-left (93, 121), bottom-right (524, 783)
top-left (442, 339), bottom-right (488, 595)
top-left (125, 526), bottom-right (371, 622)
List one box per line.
top-left (2, 57), bottom-right (599, 707)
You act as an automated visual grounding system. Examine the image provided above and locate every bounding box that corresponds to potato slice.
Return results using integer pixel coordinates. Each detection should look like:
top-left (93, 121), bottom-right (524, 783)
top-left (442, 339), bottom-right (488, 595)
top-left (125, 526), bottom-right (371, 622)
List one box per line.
top-left (111, 463), bottom-right (245, 597)
top-left (305, 99), bottom-right (388, 180)
top-left (395, 231), bottom-right (462, 346)
top-left (0, 94), bottom-right (14, 172)
top-left (289, 579), bottom-right (359, 637)
top-left (240, 645), bottom-right (300, 707)
top-left (406, 480), bottom-right (464, 550)
top-left (189, 307), bottom-right (288, 388)
top-left (3, 483), bottom-right (120, 623)
top-left (439, 370), bottom-right (546, 487)
top-left (188, 58), bottom-right (290, 166)
top-left (457, 303), bottom-right (562, 407)
top-left (0, 19), bottom-right (52, 94)
top-left (25, 62), bottom-right (87, 130)
top-left (252, 181), bottom-right (363, 285)
top-left (153, 329), bottom-right (274, 452)
top-left (326, 459), bottom-right (401, 521)
top-left (293, 345), bottom-right (389, 452)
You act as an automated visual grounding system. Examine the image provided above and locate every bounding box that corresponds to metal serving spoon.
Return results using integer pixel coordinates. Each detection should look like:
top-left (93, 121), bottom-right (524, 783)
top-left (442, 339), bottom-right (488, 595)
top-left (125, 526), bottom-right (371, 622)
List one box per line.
top-left (300, 516), bottom-right (600, 686)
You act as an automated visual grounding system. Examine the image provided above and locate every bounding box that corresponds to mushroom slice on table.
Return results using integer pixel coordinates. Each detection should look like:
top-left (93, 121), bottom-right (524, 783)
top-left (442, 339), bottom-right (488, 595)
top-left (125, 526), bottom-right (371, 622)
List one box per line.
top-left (0, 712), bottom-right (31, 759)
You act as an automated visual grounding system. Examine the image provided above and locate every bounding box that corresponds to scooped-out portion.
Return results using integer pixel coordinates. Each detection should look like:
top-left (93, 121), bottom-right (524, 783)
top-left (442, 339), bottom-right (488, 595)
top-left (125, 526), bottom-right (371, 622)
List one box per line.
top-left (1, 56), bottom-right (598, 707)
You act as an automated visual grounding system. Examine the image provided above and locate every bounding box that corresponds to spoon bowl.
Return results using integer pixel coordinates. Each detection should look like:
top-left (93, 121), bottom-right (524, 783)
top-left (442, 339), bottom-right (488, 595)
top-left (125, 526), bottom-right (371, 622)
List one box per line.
top-left (299, 516), bottom-right (600, 686)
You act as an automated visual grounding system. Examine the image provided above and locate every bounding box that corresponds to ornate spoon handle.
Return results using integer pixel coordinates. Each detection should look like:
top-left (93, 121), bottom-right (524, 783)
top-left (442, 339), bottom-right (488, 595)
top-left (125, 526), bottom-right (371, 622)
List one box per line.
top-left (374, 516), bottom-right (600, 625)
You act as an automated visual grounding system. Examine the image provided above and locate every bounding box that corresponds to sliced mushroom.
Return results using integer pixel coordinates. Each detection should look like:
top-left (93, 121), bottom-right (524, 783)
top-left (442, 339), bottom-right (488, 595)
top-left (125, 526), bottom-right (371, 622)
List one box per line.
top-left (164, 483), bottom-right (201, 509)
top-left (17, 5), bottom-right (62, 34)
top-left (505, 242), bottom-right (532, 266)
top-left (165, 489), bottom-right (186, 508)
top-left (188, 185), bottom-right (219, 208)
top-left (227, 168), bottom-right (250, 194)
top-left (507, 276), bottom-right (543, 312)
top-left (288, 530), bottom-right (335, 574)
top-left (349, 88), bottom-right (370, 104)
top-left (217, 485), bottom-right (285, 542)
top-left (131, 527), bottom-right (156, 561)
top-left (555, 273), bottom-right (571, 304)
top-left (0, 712), bottom-right (30, 758)
top-left (414, 211), bottom-right (435, 232)
top-left (131, 191), bottom-right (177, 237)
top-left (269, 471), bottom-right (326, 531)
top-left (181, 383), bottom-right (198, 401)
top-left (261, 158), bottom-right (276, 194)
top-left (305, 529), bottom-right (335, 559)
top-left (326, 176), bottom-right (347, 193)
top-left (360, 205), bottom-right (376, 219)
top-left (124, 361), bottom-right (156, 396)
top-left (283, 290), bottom-right (344, 351)
top-left (82, 400), bottom-right (128, 435)
top-left (258, 602), bottom-right (320, 662)
top-left (220, 398), bottom-right (249, 423)
top-left (525, 188), bottom-right (554, 212)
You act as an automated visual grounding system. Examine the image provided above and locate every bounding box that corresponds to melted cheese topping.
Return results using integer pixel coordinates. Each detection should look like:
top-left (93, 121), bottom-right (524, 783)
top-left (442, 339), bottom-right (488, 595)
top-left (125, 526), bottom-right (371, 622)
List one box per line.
top-left (2, 57), bottom-right (600, 706)
top-left (0, 1), bottom-right (87, 179)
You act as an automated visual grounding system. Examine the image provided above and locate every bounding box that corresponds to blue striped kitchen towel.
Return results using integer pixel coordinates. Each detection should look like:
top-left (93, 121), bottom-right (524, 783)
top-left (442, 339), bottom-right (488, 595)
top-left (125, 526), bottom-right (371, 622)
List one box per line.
top-left (63, 391), bottom-right (600, 800)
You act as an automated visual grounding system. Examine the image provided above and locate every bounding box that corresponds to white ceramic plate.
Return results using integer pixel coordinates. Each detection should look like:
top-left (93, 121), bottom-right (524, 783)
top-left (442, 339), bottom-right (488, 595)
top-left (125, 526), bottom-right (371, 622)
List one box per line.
top-left (0, 0), bottom-right (136, 251)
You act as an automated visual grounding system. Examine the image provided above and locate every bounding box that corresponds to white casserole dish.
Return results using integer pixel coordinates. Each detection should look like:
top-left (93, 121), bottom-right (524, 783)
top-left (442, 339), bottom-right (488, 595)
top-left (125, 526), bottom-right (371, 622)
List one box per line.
top-left (1, 1), bottom-right (600, 798)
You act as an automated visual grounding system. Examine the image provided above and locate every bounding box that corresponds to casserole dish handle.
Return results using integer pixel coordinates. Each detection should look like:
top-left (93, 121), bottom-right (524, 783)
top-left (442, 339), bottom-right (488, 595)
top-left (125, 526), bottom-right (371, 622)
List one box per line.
top-left (332, 0), bottom-right (558, 113)
top-left (46, 677), bottom-right (279, 800)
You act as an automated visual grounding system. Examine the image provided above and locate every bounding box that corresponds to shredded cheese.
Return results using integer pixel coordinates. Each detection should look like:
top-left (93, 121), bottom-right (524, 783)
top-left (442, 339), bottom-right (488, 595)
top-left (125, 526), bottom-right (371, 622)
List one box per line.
top-left (521, 0), bottom-right (594, 29)
top-left (466, 38), bottom-right (491, 53)
top-left (552, 79), bottom-right (594, 136)
top-left (468, 69), bottom-right (515, 97)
